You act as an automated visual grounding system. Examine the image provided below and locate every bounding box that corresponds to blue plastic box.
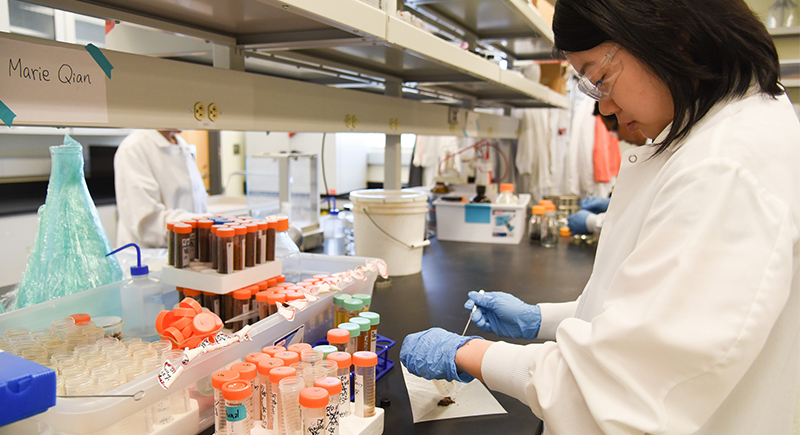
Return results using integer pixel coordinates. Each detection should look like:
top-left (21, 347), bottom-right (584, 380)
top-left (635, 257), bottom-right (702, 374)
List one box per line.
top-left (0, 351), bottom-right (56, 427)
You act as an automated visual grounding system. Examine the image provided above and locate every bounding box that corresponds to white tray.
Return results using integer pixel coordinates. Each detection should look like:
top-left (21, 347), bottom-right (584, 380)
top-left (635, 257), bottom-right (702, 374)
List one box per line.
top-left (160, 260), bottom-right (283, 294)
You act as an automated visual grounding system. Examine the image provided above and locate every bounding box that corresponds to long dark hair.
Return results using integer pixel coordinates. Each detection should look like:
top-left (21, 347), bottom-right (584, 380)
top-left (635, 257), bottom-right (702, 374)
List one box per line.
top-left (553, 0), bottom-right (783, 155)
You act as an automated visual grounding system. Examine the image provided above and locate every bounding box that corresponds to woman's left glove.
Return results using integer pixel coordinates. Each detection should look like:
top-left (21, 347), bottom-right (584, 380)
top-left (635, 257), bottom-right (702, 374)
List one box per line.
top-left (400, 327), bottom-right (481, 383)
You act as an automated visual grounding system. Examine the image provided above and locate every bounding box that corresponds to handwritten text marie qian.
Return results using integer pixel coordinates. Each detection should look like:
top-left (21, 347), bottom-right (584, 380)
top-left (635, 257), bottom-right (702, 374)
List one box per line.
top-left (9, 58), bottom-right (93, 85)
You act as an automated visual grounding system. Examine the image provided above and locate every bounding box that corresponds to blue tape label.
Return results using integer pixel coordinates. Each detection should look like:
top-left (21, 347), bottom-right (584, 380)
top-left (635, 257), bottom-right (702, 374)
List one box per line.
top-left (465, 204), bottom-right (491, 224)
top-left (226, 404), bottom-right (247, 422)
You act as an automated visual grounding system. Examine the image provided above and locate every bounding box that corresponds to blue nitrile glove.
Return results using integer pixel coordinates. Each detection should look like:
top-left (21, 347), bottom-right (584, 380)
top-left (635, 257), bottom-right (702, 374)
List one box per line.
top-left (568, 209), bottom-right (594, 234)
top-left (400, 327), bottom-right (482, 383)
top-left (580, 196), bottom-right (610, 213)
top-left (463, 291), bottom-right (541, 339)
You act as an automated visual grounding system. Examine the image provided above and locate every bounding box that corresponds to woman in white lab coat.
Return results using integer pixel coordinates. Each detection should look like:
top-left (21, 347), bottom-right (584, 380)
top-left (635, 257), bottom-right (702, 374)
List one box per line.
top-left (114, 130), bottom-right (208, 248)
top-left (401, 0), bottom-right (800, 433)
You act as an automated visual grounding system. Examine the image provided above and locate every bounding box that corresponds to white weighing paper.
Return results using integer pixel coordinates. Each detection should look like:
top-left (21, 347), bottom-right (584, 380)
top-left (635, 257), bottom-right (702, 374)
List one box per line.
top-left (401, 366), bottom-right (507, 423)
top-left (0, 37), bottom-right (108, 124)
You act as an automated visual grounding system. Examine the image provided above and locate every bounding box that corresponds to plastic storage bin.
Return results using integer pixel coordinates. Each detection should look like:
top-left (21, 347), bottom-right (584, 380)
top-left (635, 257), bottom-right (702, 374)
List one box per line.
top-left (434, 194), bottom-right (530, 244)
top-left (0, 253), bottom-right (379, 435)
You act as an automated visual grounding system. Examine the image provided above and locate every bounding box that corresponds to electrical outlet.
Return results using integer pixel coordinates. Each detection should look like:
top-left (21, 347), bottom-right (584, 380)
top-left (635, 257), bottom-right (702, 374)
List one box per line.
top-left (193, 102), bottom-right (206, 121)
top-left (208, 103), bottom-right (219, 122)
top-left (448, 107), bottom-right (458, 125)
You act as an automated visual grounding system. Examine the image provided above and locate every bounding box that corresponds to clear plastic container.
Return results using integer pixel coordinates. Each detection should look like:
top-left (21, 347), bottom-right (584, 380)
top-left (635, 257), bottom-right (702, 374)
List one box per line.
top-left (314, 359), bottom-right (339, 378)
top-left (245, 223), bottom-right (258, 268)
top-left (230, 361), bottom-right (258, 425)
top-left (204, 291), bottom-right (224, 320)
top-left (299, 387), bottom-right (329, 435)
top-left (337, 323), bottom-right (360, 357)
top-left (270, 367), bottom-right (297, 435)
top-left (314, 377), bottom-right (342, 435)
top-left (267, 218), bottom-right (277, 262)
top-left (231, 225), bottom-right (247, 271)
top-left (255, 221), bottom-right (268, 265)
top-left (150, 380), bottom-right (174, 425)
top-left (314, 345), bottom-right (338, 360)
top-left (210, 225), bottom-right (222, 269)
top-left (348, 317), bottom-right (371, 353)
top-left (257, 358), bottom-right (285, 430)
top-left (332, 294), bottom-right (350, 327)
top-left (212, 369), bottom-right (241, 435)
top-left (301, 366), bottom-right (327, 388)
top-left (495, 183), bottom-right (519, 204)
top-left (300, 348), bottom-right (323, 365)
top-left (340, 204), bottom-right (355, 256)
top-left (359, 312), bottom-right (380, 353)
top-left (230, 289), bottom-right (252, 331)
top-left (287, 363), bottom-right (309, 383)
top-left (279, 376), bottom-right (306, 435)
top-left (173, 223), bottom-right (193, 268)
top-left (51, 318), bottom-right (76, 336)
top-left (273, 215), bottom-right (301, 283)
top-left (268, 292), bottom-right (286, 317)
top-left (107, 243), bottom-right (164, 342)
top-left (352, 294), bottom-right (371, 313)
top-left (540, 204), bottom-right (559, 248)
top-left (222, 380), bottom-right (253, 435)
top-left (529, 205), bottom-right (545, 242)
top-left (166, 222), bottom-right (176, 266)
top-left (343, 299), bottom-right (364, 323)
top-left (323, 210), bottom-right (347, 256)
top-left (183, 219), bottom-right (198, 262)
top-left (165, 350), bottom-right (190, 415)
top-left (353, 351), bottom-right (377, 418)
top-left (197, 219), bottom-right (214, 263)
top-left (64, 375), bottom-right (93, 396)
top-left (255, 291), bottom-right (271, 321)
top-left (216, 227), bottom-right (235, 274)
top-left (246, 353), bottom-right (269, 421)
top-left (325, 352), bottom-right (352, 418)
top-left (327, 328), bottom-right (350, 353)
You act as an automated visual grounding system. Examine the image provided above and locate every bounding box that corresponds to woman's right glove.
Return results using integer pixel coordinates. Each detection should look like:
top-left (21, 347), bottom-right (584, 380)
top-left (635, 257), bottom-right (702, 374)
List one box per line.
top-left (463, 291), bottom-right (541, 339)
top-left (568, 209), bottom-right (594, 234)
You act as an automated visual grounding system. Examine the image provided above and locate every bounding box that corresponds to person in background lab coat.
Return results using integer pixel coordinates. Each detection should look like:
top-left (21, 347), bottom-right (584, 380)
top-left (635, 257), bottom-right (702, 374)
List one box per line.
top-left (401, 1), bottom-right (800, 434)
top-left (568, 104), bottom-right (648, 234)
top-left (114, 130), bottom-right (208, 248)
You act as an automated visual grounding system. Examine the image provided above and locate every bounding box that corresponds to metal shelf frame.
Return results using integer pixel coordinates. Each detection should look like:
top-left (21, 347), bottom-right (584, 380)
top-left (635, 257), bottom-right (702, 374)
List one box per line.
top-left (24, 0), bottom-right (566, 110)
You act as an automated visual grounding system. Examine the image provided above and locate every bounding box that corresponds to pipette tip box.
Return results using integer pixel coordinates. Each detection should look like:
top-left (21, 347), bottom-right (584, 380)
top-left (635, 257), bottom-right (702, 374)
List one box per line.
top-left (0, 350), bottom-right (56, 427)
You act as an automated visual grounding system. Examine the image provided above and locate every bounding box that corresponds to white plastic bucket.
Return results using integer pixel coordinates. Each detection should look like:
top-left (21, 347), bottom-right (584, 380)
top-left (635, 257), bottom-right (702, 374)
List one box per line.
top-left (349, 189), bottom-right (429, 276)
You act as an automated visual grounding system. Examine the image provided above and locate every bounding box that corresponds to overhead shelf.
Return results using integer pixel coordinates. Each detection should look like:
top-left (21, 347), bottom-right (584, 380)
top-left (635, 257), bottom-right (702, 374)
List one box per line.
top-left (1, 32), bottom-right (521, 137)
top-left (403, 0), bottom-right (554, 60)
top-left (27, 0), bottom-right (567, 110)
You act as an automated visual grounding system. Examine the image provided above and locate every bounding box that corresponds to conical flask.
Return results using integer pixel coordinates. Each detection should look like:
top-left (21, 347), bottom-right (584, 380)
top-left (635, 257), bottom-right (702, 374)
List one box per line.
top-left (15, 135), bottom-right (122, 309)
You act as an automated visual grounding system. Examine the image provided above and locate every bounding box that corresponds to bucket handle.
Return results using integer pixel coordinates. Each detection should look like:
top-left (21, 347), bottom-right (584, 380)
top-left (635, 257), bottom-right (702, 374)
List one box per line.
top-left (362, 208), bottom-right (431, 249)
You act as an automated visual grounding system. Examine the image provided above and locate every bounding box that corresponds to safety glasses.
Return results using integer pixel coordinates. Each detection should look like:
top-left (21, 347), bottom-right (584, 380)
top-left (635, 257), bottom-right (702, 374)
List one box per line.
top-left (576, 44), bottom-right (623, 100)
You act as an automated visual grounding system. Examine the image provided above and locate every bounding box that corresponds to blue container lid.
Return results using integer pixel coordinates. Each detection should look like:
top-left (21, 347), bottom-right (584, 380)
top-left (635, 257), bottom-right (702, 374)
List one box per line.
top-left (0, 351), bottom-right (56, 427)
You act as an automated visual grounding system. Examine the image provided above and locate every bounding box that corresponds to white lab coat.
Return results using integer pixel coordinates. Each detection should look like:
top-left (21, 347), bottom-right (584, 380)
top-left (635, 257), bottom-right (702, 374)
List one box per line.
top-left (114, 130), bottom-right (208, 248)
top-left (481, 92), bottom-right (800, 434)
top-left (565, 96), bottom-right (614, 198)
top-left (514, 107), bottom-right (571, 200)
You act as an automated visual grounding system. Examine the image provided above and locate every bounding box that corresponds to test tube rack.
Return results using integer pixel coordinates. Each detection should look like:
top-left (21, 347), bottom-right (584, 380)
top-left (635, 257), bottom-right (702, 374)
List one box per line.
top-left (160, 260), bottom-right (282, 294)
top-left (312, 334), bottom-right (396, 401)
